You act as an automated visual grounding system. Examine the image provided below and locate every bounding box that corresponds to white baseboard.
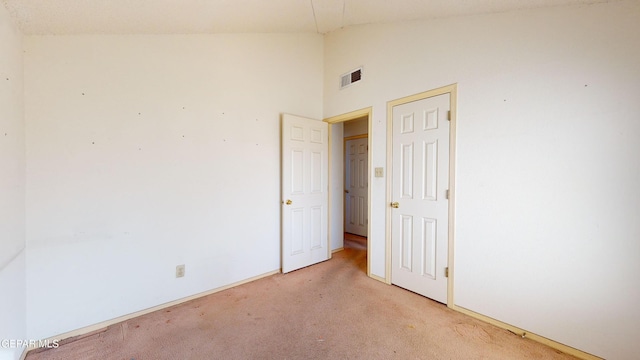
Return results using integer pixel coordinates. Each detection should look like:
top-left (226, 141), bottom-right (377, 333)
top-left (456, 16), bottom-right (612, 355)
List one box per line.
top-left (450, 305), bottom-right (602, 360)
top-left (368, 273), bottom-right (388, 284)
top-left (20, 269), bottom-right (280, 359)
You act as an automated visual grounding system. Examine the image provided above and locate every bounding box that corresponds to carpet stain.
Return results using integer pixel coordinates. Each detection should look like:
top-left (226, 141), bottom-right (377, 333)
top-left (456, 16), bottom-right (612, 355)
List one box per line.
top-left (25, 237), bottom-right (579, 360)
top-left (454, 323), bottom-right (492, 343)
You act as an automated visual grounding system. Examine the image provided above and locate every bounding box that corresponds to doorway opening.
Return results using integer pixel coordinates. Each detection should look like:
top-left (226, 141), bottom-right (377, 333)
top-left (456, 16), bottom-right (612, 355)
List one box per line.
top-left (344, 118), bottom-right (368, 235)
top-left (324, 107), bottom-right (372, 276)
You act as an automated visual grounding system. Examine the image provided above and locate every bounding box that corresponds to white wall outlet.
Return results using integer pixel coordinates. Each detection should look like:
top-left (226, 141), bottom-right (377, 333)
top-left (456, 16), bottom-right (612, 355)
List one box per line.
top-left (374, 167), bottom-right (384, 177)
top-left (175, 264), bottom-right (185, 278)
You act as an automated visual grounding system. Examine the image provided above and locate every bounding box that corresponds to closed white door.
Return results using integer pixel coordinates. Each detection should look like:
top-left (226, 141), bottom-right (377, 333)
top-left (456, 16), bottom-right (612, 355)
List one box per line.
top-left (281, 114), bottom-right (329, 273)
top-left (391, 94), bottom-right (450, 304)
top-left (345, 137), bottom-right (368, 237)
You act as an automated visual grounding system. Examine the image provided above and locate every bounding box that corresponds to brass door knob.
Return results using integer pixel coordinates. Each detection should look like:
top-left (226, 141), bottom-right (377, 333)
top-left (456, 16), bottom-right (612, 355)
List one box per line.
top-left (285, 199), bottom-right (292, 205)
top-left (391, 202), bottom-right (399, 208)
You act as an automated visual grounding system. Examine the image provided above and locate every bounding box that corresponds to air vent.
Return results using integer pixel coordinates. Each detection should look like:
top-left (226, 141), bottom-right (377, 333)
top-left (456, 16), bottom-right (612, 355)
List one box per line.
top-left (340, 67), bottom-right (362, 89)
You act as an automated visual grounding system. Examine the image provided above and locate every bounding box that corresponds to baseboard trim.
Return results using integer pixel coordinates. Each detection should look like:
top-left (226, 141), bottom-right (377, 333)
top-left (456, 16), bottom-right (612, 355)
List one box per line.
top-left (21, 269), bottom-right (601, 360)
top-left (368, 273), bottom-right (388, 284)
top-left (21, 269), bottom-right (281, 359)
top-left (451, 305), bottom-right (602, 360)
top-left (332, 247), bottom-right (344, 253)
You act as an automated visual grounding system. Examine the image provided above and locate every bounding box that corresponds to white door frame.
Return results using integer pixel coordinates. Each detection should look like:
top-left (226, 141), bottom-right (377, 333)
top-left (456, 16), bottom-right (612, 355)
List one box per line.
top-left (324, 107), bottom-right (372, 276)
top-left (385, 84), bottom-right (457, 308)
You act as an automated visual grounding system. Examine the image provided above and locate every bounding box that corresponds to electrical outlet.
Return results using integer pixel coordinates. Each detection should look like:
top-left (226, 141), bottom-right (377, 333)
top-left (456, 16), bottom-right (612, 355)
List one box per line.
top-left (176, 264), bottom-right (185, 278)
top-left (374, 167), bottom-right (384, 177)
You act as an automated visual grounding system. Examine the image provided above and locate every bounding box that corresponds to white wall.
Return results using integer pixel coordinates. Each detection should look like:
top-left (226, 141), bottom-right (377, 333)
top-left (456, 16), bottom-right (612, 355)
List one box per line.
top-left (0, 4), bottom-right (26, 360)
top-left (24, 34), bottom-right (323, 339)
top-left (323, 1), bottom-right (640, 359)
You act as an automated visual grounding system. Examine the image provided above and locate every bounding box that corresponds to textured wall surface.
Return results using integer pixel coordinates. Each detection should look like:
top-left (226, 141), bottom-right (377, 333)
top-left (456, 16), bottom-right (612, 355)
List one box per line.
top-left (3, 0), bottom-right (612, 34)
top-left (24, 34), bottom-right (323, 340)
top-left (324, 1), bottom-right (640, 358)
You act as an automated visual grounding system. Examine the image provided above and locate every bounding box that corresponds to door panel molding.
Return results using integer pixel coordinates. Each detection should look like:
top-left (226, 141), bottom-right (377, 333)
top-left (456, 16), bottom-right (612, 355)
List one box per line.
top-left (386, 84), bottom-right (457, 308)
top-left (282, 113), bottom-right (329, 273)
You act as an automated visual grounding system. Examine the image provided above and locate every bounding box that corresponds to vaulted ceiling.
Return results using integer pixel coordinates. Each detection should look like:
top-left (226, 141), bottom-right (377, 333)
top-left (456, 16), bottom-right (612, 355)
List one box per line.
top-left (3, 0), bottom-right (611, 35)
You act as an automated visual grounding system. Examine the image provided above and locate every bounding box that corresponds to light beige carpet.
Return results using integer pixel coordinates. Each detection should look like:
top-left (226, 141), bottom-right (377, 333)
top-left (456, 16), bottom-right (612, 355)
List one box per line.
top-left (27, 236), bottom-right (578, 360)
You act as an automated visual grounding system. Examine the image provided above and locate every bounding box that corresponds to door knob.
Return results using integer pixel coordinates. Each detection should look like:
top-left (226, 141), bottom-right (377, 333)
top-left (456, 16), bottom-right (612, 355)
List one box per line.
top-left (345, 190), bottom-right (350, 193)
top-left (285, 199), bottom-right (292, 205)
top-left (391, 202), bottom-right (399, 208)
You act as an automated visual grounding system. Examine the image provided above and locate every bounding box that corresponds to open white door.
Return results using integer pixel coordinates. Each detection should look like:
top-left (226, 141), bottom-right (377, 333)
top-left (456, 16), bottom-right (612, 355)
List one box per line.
top-left (281, 114), bottom-right (329, 273)
top-left (391, 93), bottom-right (450, 304)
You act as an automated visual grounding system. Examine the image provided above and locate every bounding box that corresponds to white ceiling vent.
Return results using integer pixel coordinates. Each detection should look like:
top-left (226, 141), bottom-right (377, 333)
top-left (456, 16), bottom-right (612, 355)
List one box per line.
top-left (340, 67), bottom-right (362, 89)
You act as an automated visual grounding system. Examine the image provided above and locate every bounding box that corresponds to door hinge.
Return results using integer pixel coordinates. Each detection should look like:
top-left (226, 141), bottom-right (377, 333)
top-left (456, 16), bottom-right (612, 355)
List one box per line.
top-left (445, 189), bottom-right (449, 200)
top-left (447, 110), bottom-right (451, 121)
top-left (445, 267), bottom-right (449, 278)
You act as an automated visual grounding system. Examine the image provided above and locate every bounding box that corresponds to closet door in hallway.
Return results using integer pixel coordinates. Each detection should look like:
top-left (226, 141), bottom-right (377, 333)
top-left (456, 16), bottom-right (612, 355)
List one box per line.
top-left (344, 136), bottom-right (368, 237)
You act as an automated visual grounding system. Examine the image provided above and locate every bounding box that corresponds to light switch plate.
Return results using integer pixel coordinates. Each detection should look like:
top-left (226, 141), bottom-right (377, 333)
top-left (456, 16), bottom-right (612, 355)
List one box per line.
top-left (374, 167), bottom-right (384, 177)
top-left (176, 264), bottom-right (185, 278)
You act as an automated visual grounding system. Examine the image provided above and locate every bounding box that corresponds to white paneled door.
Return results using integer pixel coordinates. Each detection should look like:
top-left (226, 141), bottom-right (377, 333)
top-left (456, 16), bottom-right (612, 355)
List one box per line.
top-left (281, 114), bottom-right (329, 273)
top-left (391, 94), bottom-right (450, 304)
top-left (345, 137), bottom-right (368, 237)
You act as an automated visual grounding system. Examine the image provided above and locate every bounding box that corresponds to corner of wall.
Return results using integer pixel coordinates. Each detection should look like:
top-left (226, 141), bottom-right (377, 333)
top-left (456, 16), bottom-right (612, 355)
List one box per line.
top-left (0, 3), bottom-right (26, 360)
